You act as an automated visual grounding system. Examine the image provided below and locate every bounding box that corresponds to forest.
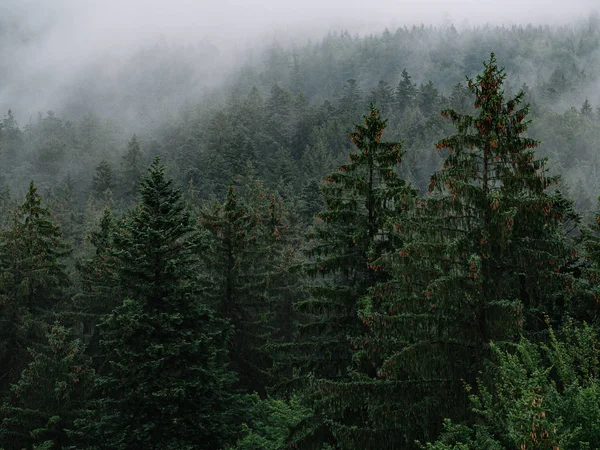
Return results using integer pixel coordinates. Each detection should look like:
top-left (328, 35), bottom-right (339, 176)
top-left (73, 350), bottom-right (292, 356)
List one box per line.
top-left (3, 9), bottom-right (600, 450)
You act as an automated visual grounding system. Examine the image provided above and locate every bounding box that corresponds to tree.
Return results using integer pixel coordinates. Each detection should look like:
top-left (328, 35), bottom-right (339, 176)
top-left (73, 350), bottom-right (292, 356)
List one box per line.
top-left (91, 161), bottom-right (116, 201)
top-left (425, 321), bottom-right (600, 450)
top-left (359, 54), bottom-right (576, 447)
top-left (581, 97), bottom-right (593, 118)
top-left (0, 325), bottom-right (94, 450)
top-left (0, 182), bottom-right (71, 393)
top-left (200, 179), bottom-right (299, 395)
top-left (417, 80), bottom-right (441, 116)
top-left (120, 134), bottom-right (144, 203)
top-left (287, 105), bottom-right (415, 448)
top-left (396, 69), bottom-right (417, 113)
top-left (79, 159), bottom-right (241, 449)
top-left (74, 206), bottom-right (119, 351)
top-left (369, 80), bottom-right (395, 117)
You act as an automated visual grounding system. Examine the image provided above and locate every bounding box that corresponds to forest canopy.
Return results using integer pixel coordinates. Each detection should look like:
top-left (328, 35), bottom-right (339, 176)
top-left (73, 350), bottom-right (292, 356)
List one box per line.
top-left (2, 11), bottom-right (600, 450)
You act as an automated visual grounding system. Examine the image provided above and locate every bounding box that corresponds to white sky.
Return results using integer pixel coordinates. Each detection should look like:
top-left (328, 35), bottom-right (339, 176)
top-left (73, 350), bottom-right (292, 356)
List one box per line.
top-left (0, 0), bottom-right (598, 119)
top-left (7, 0), bottom-right (599, 51)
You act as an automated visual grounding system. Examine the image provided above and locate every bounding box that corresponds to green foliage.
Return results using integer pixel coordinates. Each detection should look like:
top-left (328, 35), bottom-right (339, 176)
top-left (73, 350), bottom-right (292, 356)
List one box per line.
top-left (234, 395), bottom-right (310, 450)
top-left (288, 105), bottom-right (415, 448)
top-left (91, 161), bottom-right (116, 202)
top-left (356, 54), bottom-right (576, 447)
top-left (426, 321), bottom-right (600, 450)
top-left (76, 159), bottom-right (242, 449)
top-left (0, 182), bottom-right (71, 393)
top-left (0, 325), bottom-right (94, 450)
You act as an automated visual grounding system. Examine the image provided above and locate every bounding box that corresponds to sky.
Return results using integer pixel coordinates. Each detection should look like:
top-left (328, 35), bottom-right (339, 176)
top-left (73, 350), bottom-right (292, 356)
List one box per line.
top-left (0, 0), bottom-right (598, 121)
top-left (6, 0), bottom-right (600, 52)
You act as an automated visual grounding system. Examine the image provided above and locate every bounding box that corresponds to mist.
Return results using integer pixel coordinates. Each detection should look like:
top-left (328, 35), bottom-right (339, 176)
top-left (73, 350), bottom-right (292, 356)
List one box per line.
top-left (1, 0), bottom-right (598, 125)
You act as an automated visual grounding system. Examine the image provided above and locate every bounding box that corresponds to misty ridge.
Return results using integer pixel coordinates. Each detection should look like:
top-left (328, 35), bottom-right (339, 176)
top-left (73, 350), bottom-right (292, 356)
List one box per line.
top-left (4, 2), bottom-right (600, 449)
top-left (3, 2), bottom-right (600, 204)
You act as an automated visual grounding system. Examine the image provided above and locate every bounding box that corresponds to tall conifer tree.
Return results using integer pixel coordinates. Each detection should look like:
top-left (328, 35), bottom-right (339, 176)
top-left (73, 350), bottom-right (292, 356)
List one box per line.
top-left (358, 54), bottom-right (575, 447)
top-left (0, 182), bottom-right (71, 393)
top-left (79, 159), bottom-right (240, 449)
top-left (288, 106), bottom-right (415, 448)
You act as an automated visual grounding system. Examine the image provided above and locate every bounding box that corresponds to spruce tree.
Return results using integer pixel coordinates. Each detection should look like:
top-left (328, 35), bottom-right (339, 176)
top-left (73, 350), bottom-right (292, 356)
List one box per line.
top-left (91, 161), bottom-right (116, 201)
top-left (74, 206), bottom-right (119, 349)
top-left (0, 325), bottom-right (94, 450)
top-left (396, 69), bottom-right (417, 113)
top-left (200, 181), bottom-right (298, 394)
top-left (287, 105), bottom-right (415, 448)
top-left (0, 182), bottom-right (71, 393)
top-left (120, 134), bottom-right (144, 203)
top-left (358, 54), bottom-right (575, 447)
top-left (79, 159), bottom-right (241, 449)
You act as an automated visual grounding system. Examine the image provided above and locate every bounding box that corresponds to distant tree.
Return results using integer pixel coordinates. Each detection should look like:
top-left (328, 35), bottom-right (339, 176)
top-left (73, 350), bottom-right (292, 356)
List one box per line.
top-left (368, 79), bottom-right (395, 116)
top-left (396, 68), bottom-right (418, 113)
top-left (91, 160), bottom-right (115, 201)
top-left (581, 97), bottom-right (593, 117)
top-left (120, 134), bottom-right (144, 203)
top-left (337, 78), bottom-right (364, 122)
top-left (450, 82), bottom-right (472, 114)
top-left (417, 80), bottom-right (441, 115)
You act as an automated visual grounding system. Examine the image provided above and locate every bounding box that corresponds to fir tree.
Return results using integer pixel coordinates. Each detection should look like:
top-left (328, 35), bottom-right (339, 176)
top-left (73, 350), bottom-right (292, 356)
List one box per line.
top-left (74, 206), bottom-right (119, 350)
top-left (581, 97), bottom-right (593, 118)
top-left (0, 182), bottom-right (71, 393)
top-left (358, 54), bottom-right (576, 447)
top-left (287, 105), bottom-right (415, 448)
top-left (396, 69), bottom-right (417, 113)
top-left (91, 161), bottom-right (116, 201)
top-left (120, 134), bottom-right (144, 203)
top-left (200, 180), bottom-right (298, 394)
top-left (0, 325), bottom-right (94, 450)
top-left (79, 158), bottom-right (241, 449)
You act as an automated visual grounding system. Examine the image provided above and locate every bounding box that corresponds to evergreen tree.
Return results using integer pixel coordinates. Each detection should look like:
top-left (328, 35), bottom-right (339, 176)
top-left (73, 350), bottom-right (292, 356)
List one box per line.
top-left (91, 161), bottom-right (116, 201)
top-left (417, 80), bottom-right (441, 116)
top-left (0, 182), bottom-right (71, 393)
top-left (74, 206), bottom-right (119, 350)
top-left (78, 159), bottom-right (241, 449)
top-left (200, 180), bottom-right (298, 394)
top-left (396, 69), bottom-right (417, 113)
top-left (120, 134), bottom-right (144, 203)
top-left (368, 80), bottom-right (395, 117)
top-left (581, 97), bottom-right (593, 117)
top-left (0, 325), bottom-right (94, 450)
top-left (426, 321), bottom-right (600, 450)
top-left (359, 54), bottom-right (575, 447)
top-left (287, 105), bottom-right (415, 448)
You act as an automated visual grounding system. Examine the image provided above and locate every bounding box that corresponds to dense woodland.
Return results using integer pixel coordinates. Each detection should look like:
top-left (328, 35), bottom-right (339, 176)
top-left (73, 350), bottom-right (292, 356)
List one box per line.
top-left (3, 17), bottom-right (600, 450)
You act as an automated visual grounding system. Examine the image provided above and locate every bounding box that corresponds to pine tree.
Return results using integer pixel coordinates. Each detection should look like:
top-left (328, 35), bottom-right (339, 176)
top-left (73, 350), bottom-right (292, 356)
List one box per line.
top-left (358, 54), bottom-right (575, 447)
top-left (79, 159), bottom-right (241, 449)
top-left (0, 325), bottom-right (94, 450)
top-left (287, 105), bottom-right (415, 448)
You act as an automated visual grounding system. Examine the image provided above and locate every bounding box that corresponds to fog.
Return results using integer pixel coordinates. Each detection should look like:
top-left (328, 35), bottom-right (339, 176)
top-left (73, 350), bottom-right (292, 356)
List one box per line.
top-left (0, 0), bottom-right (598, 124)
